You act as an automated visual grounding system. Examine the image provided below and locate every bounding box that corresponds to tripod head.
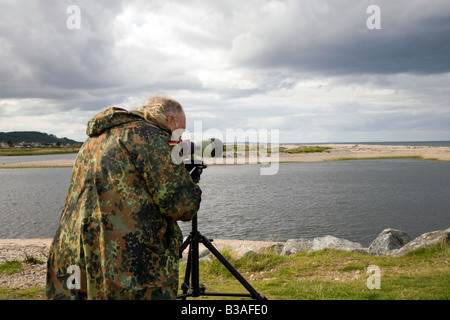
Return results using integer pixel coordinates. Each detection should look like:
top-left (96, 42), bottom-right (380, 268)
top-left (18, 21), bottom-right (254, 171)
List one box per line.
top-left (184, 161), bottom-right (207, 183)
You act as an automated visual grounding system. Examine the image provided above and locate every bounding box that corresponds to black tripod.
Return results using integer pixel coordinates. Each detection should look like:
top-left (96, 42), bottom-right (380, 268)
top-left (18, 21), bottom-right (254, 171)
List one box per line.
top-left (177, 215), bottom-right (267, 300)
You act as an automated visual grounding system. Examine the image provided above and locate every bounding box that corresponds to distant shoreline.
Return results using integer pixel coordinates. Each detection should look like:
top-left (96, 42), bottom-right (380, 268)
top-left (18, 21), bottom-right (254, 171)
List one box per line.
top-left (1, 144), bottom-right (450, 168)
top-left (275, 143), bottom-right (450, 163)
top-left (0, 146), bottom-right (80, 157)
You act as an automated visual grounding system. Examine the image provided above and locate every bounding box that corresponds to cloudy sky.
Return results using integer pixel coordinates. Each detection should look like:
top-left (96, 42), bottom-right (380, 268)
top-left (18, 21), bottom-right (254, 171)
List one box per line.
top-left (0, 0), bottom-right (449, 143)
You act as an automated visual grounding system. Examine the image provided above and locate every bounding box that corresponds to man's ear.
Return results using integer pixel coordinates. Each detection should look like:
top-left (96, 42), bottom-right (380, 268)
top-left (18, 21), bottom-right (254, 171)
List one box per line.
top-left (166, 113), bottom-right (174, 123)
top-left (165, 113), bottom-right (176, 131)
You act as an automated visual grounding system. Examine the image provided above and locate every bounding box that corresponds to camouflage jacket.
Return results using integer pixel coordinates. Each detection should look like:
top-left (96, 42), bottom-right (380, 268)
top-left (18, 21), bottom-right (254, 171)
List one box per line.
top-left (46, 107), bottom-right (201, 299)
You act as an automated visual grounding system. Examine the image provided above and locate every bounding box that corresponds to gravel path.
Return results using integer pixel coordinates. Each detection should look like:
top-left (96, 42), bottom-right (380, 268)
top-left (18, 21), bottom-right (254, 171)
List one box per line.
top-left (0, 239), bottom-right (50, 289)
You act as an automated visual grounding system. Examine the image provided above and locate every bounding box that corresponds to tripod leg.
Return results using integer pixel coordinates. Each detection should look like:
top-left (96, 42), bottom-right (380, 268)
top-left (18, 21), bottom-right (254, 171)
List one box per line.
top-left (177, 233), bottom-right (206, 299)
top-left (179, 235), bottom-right (191, 258)
top-left (181, 249), bottom-right (192, 298)
top-left (178, 235), bottom-right (192, 299)
top-left (190, 230), bottom-right (202, 296)
top-left (199, 235), bottom-right (267, 300)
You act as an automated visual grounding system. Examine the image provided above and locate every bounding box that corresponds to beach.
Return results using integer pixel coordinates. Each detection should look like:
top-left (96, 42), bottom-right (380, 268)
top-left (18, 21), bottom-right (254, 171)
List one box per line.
top-left (1, 144), bottom-right (450, 168)
top-left (277, 144), bottom-right (450, 162)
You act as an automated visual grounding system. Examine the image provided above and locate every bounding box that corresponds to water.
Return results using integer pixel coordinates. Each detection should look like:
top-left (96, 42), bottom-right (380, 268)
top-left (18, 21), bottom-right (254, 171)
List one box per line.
top-left (187, 160), bottom-right (450, 246)
top-left (0, 168), bottom-right (72, 238)
top-left (1, 159), bottom-right (449, 247)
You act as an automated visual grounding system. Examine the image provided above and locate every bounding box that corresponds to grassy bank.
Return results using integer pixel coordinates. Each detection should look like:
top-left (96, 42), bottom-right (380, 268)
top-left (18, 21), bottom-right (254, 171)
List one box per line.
top-left (0, 147), bottom-right (80, 156)
top-left (326, 156), bottom-right (429, 161)
top-left (0, 241), bottom-right (448, 300)
top-left (280, 146), bottom-right (332, 154)
top-left (180, 242), bottom-right (449, 300)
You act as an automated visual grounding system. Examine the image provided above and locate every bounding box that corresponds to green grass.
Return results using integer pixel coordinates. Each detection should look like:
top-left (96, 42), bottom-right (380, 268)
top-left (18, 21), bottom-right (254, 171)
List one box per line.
top-left (0, 146), bottom-right (80, 156)
top-left (178, 241), bottom-right (450, 300)
top-left (0, 287), bottom-right (46, 300)
top-left (0, 256), bottom-right (47, 300)
top-left (0, 255), bottom-right (44, 275)
top-left (0, 260), bottom-right (23, 274)
top-left (1, 242), bottom-right (448, 300)
top-left (23, 255), bottom-right (45, 265)
top-left (280, 146), bottom-right (332, 154)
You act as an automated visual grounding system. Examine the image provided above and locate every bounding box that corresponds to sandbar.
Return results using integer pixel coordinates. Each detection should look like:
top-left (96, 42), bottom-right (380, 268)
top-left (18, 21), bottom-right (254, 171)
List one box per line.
top-left (1, 144), bottom-right (449, 168)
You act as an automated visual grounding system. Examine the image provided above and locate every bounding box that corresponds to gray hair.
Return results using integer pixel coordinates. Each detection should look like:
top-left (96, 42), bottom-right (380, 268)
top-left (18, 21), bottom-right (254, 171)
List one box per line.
top-left (136, 94), bottom-right (183, 131)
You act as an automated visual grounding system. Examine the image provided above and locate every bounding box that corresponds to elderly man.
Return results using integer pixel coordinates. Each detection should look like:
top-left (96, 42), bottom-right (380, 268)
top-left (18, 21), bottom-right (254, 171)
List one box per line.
top-left (46, 94), bottom-right (201, 300)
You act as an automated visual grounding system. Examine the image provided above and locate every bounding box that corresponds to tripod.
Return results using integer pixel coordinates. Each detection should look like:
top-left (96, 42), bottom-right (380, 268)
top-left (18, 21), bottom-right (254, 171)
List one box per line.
top-left (177, 215), bottom-right (267, 300)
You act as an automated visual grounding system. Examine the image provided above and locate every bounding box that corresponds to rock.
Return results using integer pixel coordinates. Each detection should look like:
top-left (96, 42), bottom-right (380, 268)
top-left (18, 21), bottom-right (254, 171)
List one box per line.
top-left (230, 246), bottom-right (256, 260)
top-left (267, 243), bottom-right (285, 255)
top-left (280, 239), bottom-right (312, 255)
top-left (311, 235), bottom-right (367, 254)
top-left (392, 228), bottom-right (450, 257)
top-left (180, 239), bottom-right (283, 262)
top-left (199, 248), bottom-right (213, 262)
top-left (368, 228), bottom-right (411, 256)
top-left (280, 236), bottom-right (367, 255)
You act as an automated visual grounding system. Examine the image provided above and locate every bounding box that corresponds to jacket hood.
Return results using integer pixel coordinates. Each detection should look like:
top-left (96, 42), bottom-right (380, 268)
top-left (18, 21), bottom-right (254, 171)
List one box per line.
top-left (86, 107), bottom-right (147, 137)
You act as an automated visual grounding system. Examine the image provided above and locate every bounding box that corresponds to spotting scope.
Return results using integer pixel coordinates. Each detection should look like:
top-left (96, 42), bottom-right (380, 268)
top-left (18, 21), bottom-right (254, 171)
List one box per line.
top-left (173, 138), bottom-right (223, 183)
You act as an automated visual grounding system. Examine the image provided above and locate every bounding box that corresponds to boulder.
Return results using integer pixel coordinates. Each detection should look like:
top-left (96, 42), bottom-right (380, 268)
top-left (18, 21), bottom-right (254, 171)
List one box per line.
top-left (280, 236), bottom-right (367, 255)
top-left (267, 243), bottom-right (285, 255)
top-left (180, 228), bottom-right (450, 260)
top-left (392, 228), bottom-right (450, 257)
top-left (368, 228), bottom-right (411, 256)
top-left (311, 235), bottom-right (367, 254)
top-left (229, 246), bottom-right (256, 260)
top-left (280, 239), bottom-right (312, 255)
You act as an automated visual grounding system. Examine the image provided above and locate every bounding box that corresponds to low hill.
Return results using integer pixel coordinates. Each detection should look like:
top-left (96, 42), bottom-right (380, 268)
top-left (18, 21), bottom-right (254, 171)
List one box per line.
top-left (0, 131), bottom-right (81, 145)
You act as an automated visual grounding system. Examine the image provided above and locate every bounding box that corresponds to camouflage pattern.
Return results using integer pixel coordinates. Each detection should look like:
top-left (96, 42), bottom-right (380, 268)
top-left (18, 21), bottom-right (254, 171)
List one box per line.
top-left (46, 107), bottom-right (201, 300)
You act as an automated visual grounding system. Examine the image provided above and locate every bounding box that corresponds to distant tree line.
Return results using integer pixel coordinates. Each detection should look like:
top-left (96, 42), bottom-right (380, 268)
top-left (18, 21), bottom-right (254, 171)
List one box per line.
top-left (0, 131), bottom-right (81, 147)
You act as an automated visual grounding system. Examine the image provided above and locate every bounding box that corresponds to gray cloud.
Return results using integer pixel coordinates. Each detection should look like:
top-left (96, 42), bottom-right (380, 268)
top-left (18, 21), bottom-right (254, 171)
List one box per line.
top-left (0, 1), bottom-right (123, 101)
top-left (0, 0), bottom-right (449, 143)
top-left (231, 1), bottom-right (450, 76)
